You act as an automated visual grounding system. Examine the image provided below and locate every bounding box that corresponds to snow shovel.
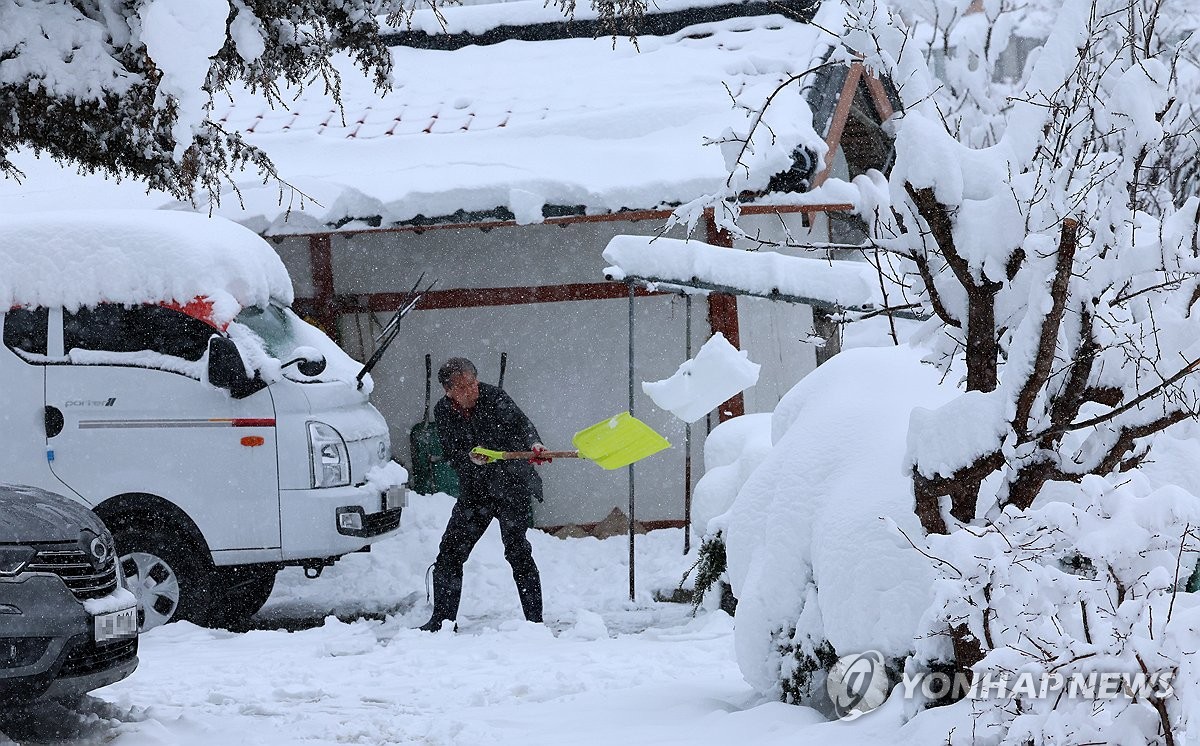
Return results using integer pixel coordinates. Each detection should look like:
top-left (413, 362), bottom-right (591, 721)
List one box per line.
top-left (470, 412), bottom-right (670, 470)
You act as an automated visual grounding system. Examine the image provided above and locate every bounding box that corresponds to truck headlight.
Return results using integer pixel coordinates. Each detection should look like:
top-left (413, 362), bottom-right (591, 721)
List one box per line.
top-left (308, 422), bottom-right (350, 488)
top-left (0, 546), bottom-right (35, 576)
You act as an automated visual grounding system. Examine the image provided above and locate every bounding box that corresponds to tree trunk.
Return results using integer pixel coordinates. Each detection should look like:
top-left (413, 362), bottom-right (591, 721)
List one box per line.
top-left (812, 310), bottom-right (842, 367)
top-left (965, 289), bottom-right (1000, 392)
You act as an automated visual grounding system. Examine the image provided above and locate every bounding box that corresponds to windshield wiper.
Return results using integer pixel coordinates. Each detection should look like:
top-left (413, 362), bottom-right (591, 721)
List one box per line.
top-left (356, 274), bottom-right (437, 389)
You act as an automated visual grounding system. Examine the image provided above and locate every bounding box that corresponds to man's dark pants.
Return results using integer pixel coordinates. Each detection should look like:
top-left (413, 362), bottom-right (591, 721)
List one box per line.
top-left (430, 495), bottom-right (543, 624)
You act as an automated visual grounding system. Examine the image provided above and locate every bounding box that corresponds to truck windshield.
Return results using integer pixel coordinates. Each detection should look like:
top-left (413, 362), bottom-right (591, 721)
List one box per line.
top-left (233, 303), bottom-right (295, 359)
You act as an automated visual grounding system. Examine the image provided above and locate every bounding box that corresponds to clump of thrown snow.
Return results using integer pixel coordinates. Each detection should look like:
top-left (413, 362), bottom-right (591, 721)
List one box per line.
top-left (724, 344), bottom-right (956, 697)
top-left (643, 333), bottom-right (760, 424)
top-left (0, 210), bottom-right (292, 325)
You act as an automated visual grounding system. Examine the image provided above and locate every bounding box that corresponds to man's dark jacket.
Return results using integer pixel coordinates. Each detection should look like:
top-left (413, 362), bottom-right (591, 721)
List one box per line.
top-left (434, 382), bottom-right (543, 504)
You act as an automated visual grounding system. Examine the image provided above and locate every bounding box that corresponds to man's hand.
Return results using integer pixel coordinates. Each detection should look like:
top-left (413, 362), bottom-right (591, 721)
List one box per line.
top-left (529, 443), bottom-right (553, 465)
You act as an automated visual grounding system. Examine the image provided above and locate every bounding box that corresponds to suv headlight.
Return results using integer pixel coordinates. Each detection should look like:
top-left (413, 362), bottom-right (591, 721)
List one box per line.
top-left (0, 546), bottom-right (35, 576)
top-left (308, 421), bottom-right (350, 488)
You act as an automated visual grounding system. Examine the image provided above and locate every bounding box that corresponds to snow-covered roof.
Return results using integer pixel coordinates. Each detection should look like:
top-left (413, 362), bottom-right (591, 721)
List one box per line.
top-left (0, 210), bottom-right (293, 323)
top-left (0, 2), bottom-right (840, 235)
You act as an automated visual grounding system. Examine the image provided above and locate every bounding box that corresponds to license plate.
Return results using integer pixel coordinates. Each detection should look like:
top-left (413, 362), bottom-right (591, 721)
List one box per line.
top-left (95, 606), bottom-right (138, 644)
top-left (384, 486), bottom-right (407, 511)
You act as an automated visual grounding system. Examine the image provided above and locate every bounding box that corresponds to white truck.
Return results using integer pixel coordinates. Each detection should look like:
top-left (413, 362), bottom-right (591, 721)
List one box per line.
top-left (0, 211), bottom-right (407, 629)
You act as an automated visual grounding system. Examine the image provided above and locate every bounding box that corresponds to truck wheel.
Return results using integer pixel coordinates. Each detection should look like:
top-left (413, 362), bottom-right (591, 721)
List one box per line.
top-left (202, 565), bottom-right (278, 630)
top-left (114, 525), bottom-right (212, 631)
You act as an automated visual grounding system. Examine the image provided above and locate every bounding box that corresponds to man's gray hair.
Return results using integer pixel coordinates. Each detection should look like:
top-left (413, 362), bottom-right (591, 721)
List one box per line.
top-left (438, 357), bottom-right (477, 388)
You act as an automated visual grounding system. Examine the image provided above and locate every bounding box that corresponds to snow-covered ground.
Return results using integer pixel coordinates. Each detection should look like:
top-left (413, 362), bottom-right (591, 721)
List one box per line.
top-left (0, 493), bottom-right (826, 745)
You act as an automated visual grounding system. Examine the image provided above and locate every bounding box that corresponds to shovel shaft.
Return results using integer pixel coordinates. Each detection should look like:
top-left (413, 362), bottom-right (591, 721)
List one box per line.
top-left (492, 450), bottom-right (580, 460)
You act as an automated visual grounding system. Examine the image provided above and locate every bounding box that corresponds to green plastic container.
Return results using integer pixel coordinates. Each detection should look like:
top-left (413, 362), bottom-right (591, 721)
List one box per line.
top-left (408, 420), bottom-right (460, 497)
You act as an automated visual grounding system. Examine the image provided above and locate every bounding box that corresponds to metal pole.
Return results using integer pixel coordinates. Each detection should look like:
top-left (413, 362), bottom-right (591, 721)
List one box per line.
top-left (628, 281), bottom-right (637, 603)
top-left (684, 293), bottom-right (692, 555)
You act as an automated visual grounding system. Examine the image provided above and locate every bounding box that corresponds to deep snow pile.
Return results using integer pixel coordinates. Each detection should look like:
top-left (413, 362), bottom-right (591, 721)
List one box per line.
top-left (45, 477), bottom-right (1087, 746)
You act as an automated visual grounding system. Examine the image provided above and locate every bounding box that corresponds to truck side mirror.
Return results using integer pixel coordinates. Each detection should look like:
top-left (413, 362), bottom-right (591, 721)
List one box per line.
top-left (282, 346), bottom-right (327, 377)
top-left (207, 336), bottom-right (264, 399)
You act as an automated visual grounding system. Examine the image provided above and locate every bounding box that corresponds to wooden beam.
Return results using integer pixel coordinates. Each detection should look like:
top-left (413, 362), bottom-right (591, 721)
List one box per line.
top-left (863, 73), bottom-right (895, 122)
top-left (703, 209), bottom-right (745, 421)
top-left (739, 203), bottom-right (854, 215)
top-left (811, 62), bottom-right (865, 190)
top-left (270, 203), bottom-right (854, 239)
top-left (307, 234), bottom-right (340, 342)
top-left (535, 518), bottom-right (685, 534)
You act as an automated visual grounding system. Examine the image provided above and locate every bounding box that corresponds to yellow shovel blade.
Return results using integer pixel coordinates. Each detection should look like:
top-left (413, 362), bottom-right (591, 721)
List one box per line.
top-left (572, 412), bottom-right (670, 470)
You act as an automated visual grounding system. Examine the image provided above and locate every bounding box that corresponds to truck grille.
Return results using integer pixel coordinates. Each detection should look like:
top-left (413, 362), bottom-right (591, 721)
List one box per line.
top-left (27, 549), bottom-right (118, 601)
top-left (59, 637), bottom-right (137, 678)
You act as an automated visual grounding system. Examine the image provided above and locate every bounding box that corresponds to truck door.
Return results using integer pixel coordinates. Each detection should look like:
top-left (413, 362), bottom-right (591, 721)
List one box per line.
top-left (0, 309), bottom-right (64, 491)
top-left (44, 304), bottom-right (282, 560)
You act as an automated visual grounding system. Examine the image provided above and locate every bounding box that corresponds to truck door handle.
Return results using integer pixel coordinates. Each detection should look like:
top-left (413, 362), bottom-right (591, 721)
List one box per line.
top-left (44, 406), bottom-right (64, 438)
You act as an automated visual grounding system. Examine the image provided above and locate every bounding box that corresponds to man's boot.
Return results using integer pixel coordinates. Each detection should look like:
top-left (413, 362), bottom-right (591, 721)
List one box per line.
top-left (418, 617), bottom-right (456, 633)
top-left (515, 568), bottom-right (543, 624)
top-left (419, 563), bottom-right (463, 632)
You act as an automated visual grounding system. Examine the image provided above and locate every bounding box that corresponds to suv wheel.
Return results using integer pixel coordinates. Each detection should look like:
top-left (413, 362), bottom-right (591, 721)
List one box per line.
top-left (115, 525), bottom-right (211, 631)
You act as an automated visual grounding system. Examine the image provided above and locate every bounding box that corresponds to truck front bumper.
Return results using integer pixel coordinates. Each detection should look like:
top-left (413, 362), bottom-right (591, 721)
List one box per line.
top-left (279, 483), bottom-right (405, 561)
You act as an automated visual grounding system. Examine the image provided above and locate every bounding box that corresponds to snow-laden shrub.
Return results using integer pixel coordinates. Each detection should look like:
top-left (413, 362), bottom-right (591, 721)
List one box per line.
top-left (910, 475), bottom-right (1200, 744)
top-left (682, 531), bottom-right (730, 614)
top-left (724, 344), bottom-right (954, 701)
top-left (691, 412), bottom-right (773, 540)
top-left (683, 413), bottom-right (773, 611)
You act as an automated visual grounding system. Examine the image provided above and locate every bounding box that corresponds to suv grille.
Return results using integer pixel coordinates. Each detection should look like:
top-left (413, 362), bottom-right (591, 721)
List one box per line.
top-left (27, 549), bottom-right (118, 600)
top-left (59, 637), bottom-right (137, 678)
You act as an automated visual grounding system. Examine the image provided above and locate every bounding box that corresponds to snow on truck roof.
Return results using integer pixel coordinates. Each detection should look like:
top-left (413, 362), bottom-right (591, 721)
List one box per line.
top-left (0, 3), bottom-right (839, 234)
top-left (0, 210), bottom-right (293, 323)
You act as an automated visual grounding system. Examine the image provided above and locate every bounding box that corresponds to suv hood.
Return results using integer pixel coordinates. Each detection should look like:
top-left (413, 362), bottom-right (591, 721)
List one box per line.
top-left (0, 484), bottom-right (107, 543)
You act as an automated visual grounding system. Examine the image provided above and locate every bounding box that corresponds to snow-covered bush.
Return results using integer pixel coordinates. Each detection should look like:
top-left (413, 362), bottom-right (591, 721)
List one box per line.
top-left (692, 413), bottom-right (773, 538)
top-left (723, 345), bottom-right (951, 701)
top-left (913, 475), bottom-right (1200, 743)
top-left (685, 412), bottom-right (772, 611)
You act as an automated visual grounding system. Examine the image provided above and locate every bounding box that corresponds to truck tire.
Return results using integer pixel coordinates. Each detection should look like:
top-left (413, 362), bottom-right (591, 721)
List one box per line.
top-left (202, 565), bottom-right (278, 630)
top-left (114, 524), bottom-right (213, 631)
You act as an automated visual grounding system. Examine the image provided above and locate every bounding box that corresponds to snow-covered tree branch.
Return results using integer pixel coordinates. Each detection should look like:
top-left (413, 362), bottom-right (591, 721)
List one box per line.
top-left (0, 0), bottom-right (435, 201)
top-left (2, 0), bottom-right (651, 202)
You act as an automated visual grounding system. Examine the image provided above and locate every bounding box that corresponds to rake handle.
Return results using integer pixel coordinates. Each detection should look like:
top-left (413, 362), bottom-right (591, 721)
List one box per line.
top-left (488, 450), bottom-right (580, 460)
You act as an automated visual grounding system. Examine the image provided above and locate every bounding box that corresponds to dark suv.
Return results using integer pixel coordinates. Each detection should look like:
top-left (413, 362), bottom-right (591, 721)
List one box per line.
top-left (0, 485), bottom-right (138, 703)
